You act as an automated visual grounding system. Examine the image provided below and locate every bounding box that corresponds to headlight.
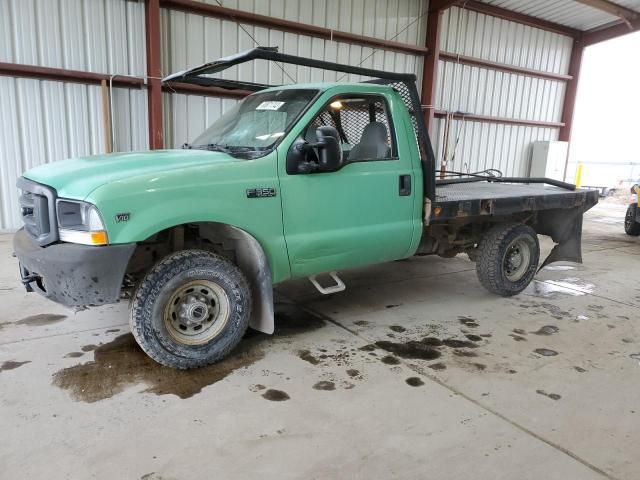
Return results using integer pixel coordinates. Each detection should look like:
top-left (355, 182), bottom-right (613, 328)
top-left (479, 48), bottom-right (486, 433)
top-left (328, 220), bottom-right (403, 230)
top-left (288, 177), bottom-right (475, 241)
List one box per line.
top-left (56, 200), bottom-right (108, 246)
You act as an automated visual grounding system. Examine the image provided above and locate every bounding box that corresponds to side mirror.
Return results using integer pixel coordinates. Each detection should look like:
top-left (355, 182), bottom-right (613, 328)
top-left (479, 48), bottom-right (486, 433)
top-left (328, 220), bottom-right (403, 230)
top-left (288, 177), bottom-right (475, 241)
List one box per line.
top-left (315, 126), bottom-right (343, 172)
top-left (286, 126), bottom-right (343, 175)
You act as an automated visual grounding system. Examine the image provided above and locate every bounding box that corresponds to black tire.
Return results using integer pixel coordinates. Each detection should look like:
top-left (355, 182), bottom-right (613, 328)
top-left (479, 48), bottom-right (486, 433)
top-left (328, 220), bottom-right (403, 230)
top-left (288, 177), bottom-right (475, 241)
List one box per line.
top-left (476, 223), bottom-right (540, 296)
top-left (624, 205), bottom-right (640, 236)
top-left (129, 249), bottom-right (252, 369)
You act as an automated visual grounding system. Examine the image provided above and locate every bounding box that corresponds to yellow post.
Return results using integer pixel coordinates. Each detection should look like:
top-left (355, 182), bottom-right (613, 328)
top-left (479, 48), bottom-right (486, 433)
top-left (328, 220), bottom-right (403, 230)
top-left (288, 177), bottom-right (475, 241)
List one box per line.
top-left (575, 163), bottom-right (583, 188)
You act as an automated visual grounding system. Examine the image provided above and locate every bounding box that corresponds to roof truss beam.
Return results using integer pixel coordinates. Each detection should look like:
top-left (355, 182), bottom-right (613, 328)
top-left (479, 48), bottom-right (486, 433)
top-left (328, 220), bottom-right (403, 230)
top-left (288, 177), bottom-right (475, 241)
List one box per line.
top-left (572, 0), bottom-right (639, 28)
top-left (454, 0), bottom-right (582, 37)
top-left (582, 16), bottom-right (640, 44)
top-left (429, 0), bottom-right (460, 12)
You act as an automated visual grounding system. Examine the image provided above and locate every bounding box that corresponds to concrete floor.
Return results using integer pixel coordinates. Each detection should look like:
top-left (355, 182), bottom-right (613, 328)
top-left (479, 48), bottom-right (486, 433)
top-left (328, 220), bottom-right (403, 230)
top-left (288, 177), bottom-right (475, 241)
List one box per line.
top-left (1, 201), bottom-right (638, 480)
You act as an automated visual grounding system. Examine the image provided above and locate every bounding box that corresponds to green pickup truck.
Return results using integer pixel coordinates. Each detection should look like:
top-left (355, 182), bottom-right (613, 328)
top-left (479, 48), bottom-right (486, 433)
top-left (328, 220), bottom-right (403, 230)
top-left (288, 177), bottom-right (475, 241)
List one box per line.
top-left (14, 48), bottom-right (598, 368)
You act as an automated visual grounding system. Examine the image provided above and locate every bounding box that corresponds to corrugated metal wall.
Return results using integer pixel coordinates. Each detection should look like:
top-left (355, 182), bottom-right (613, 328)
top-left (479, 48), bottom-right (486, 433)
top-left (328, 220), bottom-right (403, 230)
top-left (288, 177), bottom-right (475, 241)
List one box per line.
top-left (0, 0), bottom-right (148, 230)
top-left (432, 6), bottom-right (572, 176)
top-left (161, 0), bottom-right (427, 147)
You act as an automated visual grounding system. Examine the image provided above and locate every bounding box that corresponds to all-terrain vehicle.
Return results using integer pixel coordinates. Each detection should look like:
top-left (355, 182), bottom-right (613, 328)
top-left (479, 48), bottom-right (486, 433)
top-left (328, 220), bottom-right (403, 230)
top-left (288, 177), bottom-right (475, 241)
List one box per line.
top-left (625, 184), bottom-right (640, 236)
top-left (14, 47), bottom-right (598, 368)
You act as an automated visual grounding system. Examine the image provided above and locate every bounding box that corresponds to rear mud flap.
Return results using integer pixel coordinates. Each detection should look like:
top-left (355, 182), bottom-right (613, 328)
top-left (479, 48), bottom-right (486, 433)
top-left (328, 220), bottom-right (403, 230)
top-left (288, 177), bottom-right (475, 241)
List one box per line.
top-left (534, 208), bottom-right (586, 270)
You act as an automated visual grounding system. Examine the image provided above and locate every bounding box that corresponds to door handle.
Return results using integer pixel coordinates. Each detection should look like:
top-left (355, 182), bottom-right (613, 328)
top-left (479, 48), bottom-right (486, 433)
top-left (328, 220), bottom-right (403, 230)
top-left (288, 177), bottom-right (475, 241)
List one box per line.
top-left (399, 174), bottom-right (411, 196)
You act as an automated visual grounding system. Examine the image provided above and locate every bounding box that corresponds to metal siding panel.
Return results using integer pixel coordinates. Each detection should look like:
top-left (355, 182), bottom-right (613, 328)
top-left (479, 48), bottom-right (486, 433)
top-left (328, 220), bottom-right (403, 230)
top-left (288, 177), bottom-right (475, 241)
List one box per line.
top-left (195, 0), bottom-right (428, 46)
top-left (0, 0), bottom-right (145, 75)
top-left (160, 4), bottom-right (426, 143)
top-left (163, 92), bottom-right (239, 148)
top-left (433, 116), bottom-right (559, 178)
top-left (442, 7), bottom-right (573, 75)
top-left (0, 1), bottom-right (145, 230)
top-left (0, 77), bottom-right (147, 229)
top-left (437, 6), bottom-right (572, 178)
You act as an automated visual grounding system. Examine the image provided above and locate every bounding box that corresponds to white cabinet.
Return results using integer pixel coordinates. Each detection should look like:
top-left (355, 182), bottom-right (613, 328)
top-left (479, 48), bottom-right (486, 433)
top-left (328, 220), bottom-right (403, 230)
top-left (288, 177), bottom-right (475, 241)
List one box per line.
top-left (530, 141), bottom-right (568, 181)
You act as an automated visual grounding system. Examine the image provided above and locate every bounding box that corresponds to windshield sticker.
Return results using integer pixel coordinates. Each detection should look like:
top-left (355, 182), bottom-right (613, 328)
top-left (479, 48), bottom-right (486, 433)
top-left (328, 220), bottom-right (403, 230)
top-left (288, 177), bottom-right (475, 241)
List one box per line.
top-left (256, 101), bottom-right (285, 111)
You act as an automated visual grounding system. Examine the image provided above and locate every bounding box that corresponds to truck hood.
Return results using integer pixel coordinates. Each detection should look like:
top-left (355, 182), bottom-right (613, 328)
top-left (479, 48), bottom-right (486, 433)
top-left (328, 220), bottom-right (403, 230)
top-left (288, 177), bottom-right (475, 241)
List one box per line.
top-left (23, 150), bottom-right (235, 200)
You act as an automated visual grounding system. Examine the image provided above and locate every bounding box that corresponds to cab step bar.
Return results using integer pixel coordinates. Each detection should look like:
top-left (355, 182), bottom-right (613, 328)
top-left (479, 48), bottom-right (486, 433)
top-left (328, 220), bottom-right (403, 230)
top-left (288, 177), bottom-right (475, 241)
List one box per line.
top-left (309, 271), bottom-right (346, 295)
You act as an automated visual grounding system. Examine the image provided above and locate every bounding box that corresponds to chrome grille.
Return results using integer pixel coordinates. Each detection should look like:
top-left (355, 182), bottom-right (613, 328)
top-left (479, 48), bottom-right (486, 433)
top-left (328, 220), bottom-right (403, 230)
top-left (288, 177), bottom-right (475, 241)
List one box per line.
top-left (17, 177), bottom-right (58, 246)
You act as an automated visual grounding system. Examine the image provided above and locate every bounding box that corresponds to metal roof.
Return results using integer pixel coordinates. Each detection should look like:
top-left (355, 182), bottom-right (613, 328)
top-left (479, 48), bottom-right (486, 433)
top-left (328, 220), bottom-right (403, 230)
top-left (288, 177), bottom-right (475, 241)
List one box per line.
top-left (479, 0), bottom-right (640, 31)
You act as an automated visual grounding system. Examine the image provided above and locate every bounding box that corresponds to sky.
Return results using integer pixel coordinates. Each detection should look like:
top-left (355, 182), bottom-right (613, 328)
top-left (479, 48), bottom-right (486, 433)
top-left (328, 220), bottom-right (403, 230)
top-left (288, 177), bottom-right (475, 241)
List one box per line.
top-left (569, 30), bottom-right (640, 183)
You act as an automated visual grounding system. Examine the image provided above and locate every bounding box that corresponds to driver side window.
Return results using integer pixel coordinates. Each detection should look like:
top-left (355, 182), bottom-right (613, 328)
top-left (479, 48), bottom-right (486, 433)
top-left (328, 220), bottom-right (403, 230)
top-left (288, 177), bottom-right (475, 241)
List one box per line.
top-left (305, 96), bottom-right (397, 162)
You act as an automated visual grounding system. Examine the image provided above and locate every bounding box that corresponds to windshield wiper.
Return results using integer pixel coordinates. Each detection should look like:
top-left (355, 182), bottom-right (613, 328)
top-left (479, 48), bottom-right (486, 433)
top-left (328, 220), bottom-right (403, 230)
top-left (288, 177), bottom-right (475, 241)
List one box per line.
top-left (183, 144), bottom-right (268, 155)
top-left (183, 143), bottom-right (232, 153)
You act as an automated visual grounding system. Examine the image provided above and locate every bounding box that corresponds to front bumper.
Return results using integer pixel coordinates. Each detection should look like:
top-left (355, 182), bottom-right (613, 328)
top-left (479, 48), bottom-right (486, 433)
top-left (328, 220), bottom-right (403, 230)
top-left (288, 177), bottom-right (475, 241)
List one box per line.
top-left (13, 228), bottom-right (136, 308)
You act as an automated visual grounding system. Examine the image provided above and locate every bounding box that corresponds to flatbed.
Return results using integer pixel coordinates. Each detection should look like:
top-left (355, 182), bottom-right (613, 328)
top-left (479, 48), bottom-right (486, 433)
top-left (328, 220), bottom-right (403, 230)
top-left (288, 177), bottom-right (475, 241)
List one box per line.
top-left (432, 182), bottom-right (598, 221)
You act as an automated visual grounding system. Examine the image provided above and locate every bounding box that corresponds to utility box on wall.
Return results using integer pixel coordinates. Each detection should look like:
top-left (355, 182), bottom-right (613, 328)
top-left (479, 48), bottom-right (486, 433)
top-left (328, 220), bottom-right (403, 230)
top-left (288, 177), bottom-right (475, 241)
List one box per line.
top-left (530, 141), bottom-right (568, 181)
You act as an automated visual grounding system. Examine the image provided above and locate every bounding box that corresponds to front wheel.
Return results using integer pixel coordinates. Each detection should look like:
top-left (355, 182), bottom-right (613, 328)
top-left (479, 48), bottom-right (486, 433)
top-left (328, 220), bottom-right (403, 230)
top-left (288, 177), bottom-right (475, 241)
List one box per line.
top-left (624, 205), bottom-right (640, 236)
top-left (476, 223), bottom-right (540, 296)
top-left (130, 250), bottom-right (252, 369)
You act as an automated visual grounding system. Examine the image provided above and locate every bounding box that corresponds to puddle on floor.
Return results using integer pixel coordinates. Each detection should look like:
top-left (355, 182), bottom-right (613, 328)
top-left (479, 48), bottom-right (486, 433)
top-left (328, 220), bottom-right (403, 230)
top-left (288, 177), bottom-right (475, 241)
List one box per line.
top-left (524, 278), bottom-right (594, 298)
top-left (542, 265), bottom-right (576, 272)
top-left (52, 303), bottom-right (325, 403)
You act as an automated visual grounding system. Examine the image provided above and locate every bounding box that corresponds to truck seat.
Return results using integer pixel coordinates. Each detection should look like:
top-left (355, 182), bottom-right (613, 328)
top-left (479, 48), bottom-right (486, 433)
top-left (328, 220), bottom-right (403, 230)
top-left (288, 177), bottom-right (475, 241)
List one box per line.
top-left (349, 122), bottom-right (391, 160)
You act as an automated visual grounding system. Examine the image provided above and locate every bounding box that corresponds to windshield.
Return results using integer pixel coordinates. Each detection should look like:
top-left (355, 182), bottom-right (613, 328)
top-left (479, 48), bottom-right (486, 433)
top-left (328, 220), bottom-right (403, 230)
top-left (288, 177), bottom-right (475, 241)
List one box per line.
top-left (188, 89), bottom-right (318, 157)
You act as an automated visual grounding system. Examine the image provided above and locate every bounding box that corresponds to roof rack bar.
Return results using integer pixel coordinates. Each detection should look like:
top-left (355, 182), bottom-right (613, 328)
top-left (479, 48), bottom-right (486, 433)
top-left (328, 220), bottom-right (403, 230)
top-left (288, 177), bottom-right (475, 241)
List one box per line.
top-left (163, 47), bottom-right (417, 86)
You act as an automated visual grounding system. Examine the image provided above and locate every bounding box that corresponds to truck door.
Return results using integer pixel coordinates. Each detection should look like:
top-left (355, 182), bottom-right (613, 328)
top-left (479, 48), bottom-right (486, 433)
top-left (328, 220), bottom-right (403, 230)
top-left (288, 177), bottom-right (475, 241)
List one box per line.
top-left (279, 93), bottom-right (418, 278)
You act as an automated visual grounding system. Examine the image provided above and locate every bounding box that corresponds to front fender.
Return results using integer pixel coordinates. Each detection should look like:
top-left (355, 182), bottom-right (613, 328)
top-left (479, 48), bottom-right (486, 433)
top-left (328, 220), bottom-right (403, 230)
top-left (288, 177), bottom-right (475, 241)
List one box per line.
top-left (199, 224), bottom-right (275, 334)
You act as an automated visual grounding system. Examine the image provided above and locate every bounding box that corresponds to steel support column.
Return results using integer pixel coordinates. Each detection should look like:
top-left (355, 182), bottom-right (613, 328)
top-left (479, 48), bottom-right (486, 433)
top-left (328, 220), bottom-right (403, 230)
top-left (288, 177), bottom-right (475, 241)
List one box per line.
top-left (421, 9), bottom-right (444, 135)
top-left (145, 0), bottom-right (164, 149)
top-left (559, 39), bottom-right (585, 180)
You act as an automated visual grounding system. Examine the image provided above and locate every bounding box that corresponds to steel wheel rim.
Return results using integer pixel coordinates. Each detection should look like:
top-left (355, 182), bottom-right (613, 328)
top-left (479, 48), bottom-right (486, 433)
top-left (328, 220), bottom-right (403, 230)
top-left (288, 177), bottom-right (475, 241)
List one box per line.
top-left (503, 238), bottom-right (531, 282)
top-left (164, 280), bottom-right (230, 346)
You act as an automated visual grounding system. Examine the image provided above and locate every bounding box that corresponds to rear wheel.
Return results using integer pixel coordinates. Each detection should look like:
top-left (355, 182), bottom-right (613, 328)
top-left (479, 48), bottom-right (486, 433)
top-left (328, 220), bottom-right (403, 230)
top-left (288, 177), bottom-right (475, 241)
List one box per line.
top-left (476, 223), bottom-right (540, 296)
top-left (129, 250), bottom-right (252, 369)
top-left (624, 205), bottom-right (640, 236)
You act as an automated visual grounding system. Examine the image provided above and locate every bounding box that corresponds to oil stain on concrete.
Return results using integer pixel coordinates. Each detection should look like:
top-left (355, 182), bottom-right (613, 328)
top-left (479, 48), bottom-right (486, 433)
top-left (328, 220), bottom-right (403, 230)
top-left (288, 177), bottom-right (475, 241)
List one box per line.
top-left (458, 316), bottom-right (479, 328)
top-left (298, 349), bottom-right (321, 365)
top-left (313, 380), bottom-right (336, 391)
top-left (14, 314), bottom-right (67, 326)
top-left (389, 325), bottom-right (406, 333)
top-left (262, 389), bottom-right (290, 401)
top-left (534, 348), bottom-right (559, 357)
top-left (405, 377), bottom-right (424, 387)
top-left (532, 325), bottom-right (559, 336)
top-left (52, 303), bottom-right (324, 403)
top-left (0, 360), bottom-right (31, 372)
top-left (374, 340), bottom-right (442, 361)
top-left (427, 362), bottom-right (447, 371)
top-left (380, 355), bottom-right (401, 365)
top-left (536, 389), bottom-right (561, 400)
top-left (64, 352), bottom-right (84, 358)
top-left (368, 331), bottom-right (486, 365)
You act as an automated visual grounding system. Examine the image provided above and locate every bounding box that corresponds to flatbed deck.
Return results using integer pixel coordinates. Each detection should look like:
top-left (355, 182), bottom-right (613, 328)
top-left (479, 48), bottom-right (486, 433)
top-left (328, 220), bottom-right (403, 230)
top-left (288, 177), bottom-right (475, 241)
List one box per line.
top-left (432, 182), bottom-right (600, 221)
